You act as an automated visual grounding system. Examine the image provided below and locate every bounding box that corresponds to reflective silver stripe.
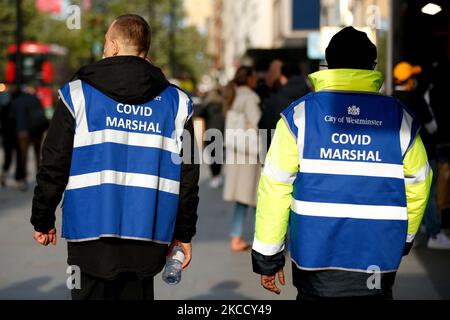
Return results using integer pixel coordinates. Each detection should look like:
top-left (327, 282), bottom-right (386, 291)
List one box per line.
top-left (293, 101), bottom-right (306, 161)
top-left (174, 88), bottom-right (191, 153)
top-left (263, 161), bottom-right (296, 185)
top-left (73, 129), bottom-right (179, 154)
top-left (253, 238), bottom-right (285, 256)
top-left (406, 233), bottom-right (416, 243)
top-left (300, 159), bottom-right (404, 179)
top-left (65, 235), bottom-right (171, 244)
top-left (68, 80), bottom-right (179, 154)
top-left (69, 80), bottom-right (89, 134)
top-left (291, 199), bottom-right (408, 221)
top-left (400, 110), bottom-right (414, 156)
top-left (405, 162), bottom-right (431, 185)
top-left (292, 259), bottom-right (398, 274)
top-left (66, 170), bottom-right (180, 195)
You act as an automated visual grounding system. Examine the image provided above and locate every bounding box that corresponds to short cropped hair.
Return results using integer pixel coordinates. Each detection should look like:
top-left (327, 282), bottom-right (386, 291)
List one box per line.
top-left (112, 14), bottom-right (151, 55)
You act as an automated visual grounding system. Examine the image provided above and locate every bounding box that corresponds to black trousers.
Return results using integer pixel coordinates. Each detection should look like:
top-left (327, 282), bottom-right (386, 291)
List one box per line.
top-left (15, 133), bottom-right (42, 181)
top-left (210, 163), bottom-right (222, 177)
top-left (206, 138), bottom-right (222, 177)
top-left (296, 288), bottom-right (393, 301)
top-left (71, 272), bottom-right (154, 300)
top-left (1, 133), bottom-right (15, 173)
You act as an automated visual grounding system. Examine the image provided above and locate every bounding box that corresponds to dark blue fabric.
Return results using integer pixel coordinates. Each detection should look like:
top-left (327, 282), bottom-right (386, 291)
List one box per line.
top-left (60, 81), bottom-right (186, 242)
top-left (283, 91), bottom-right (416, 271)
top-left (59, 84), bottom-right (75, 115)
top-left (303, 92), bottom-right (404, 164)
top-left (289, 212), bottom-right (407, 271)
top-left (294, 173), bottom-right (407, 207)
top-left (62, 184), bottom-right (179, 243)
top-left (281, 92), bottom-right (313, 138)
top-left (81, 82), bottom-right (180, 139)
top-left (69, 143), bottom-right (180, 181)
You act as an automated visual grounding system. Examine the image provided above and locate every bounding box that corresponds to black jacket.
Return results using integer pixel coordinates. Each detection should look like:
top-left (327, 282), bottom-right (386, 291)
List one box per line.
top-left (393, 89), bottom-right (436, 158)
top-left (430, 60), bottom-right (449, 145)
top-left (259, 76), bottom-right (310, 147)
top-left (10, 91), bottom-right (49, 136)
top-left (31, 56), bottom-right (200, 280)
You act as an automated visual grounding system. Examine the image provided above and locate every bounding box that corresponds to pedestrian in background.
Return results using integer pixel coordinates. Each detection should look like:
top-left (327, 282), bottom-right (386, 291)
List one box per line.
top-left (393, 61), bottom-right (450, 249)
top-left (252, 27), bottom-right (432, 300)
top-left (259, 62), bottom-right (310, 148)
top-left (223, 66), bottom-right (261, 252)
top-left (9, 85), bottom-right (48, 191)
top-left (30, 14), bottom-right (199, 300)
top-left (255, 59), bottom-right (283, 105)
top-left (0, 86), bottom-right (15, 187)
top-left (200, 87), bottom-right (225, 189)
top-left (430, 60), bottom-right (450, 241)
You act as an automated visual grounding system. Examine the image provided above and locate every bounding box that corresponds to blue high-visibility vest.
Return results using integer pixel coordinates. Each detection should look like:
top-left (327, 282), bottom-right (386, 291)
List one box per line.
top-left (58, 80), bottom-right (192, 243)
top-left (282, 91), bottom-right (420, 272)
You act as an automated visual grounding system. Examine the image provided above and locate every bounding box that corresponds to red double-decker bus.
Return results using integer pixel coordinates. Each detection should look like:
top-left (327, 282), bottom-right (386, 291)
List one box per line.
top-left (5, 41), bottom-right (68, 117)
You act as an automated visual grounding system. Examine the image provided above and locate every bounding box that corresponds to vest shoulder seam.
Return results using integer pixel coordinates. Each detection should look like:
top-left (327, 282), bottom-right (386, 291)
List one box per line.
top-left (57, 88), bottom-right (75, 118)
top-left (281, 94), bottom-right (310, 117)
top-left (280, 113), bottom-right (297, 141)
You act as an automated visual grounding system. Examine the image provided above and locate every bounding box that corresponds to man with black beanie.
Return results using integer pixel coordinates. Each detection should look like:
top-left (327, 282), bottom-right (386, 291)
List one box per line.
top-left (325, 26), bottom-right (378, 70)
top-left (252, 27), bottom-right (432, 300)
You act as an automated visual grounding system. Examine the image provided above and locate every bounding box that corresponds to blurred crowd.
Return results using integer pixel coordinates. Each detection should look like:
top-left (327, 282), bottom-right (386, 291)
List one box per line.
top-left (0, 85), bottom-right (49, 191)
top-left (392, 60), bottom-right (450, 250)
top-left (195, 59), bottom-right (311, 252)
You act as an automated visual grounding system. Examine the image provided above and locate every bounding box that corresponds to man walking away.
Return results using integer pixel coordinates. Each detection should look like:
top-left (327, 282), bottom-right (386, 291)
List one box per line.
top-left (10, 85), bottom-right (48, 191)
top-left (31, 14), bottom-right (199, 300)
top-left (0, 87), bottom-right (15, 187)
top-left (259, 63), bottom-right (310, 148)
top-left (252, 27), bottom-right (432, 300)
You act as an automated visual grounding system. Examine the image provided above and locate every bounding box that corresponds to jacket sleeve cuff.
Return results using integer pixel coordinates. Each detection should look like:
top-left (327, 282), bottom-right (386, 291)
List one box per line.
top-left (31, 218), bottom-right (55, 233)
top-left (173, 230), bottom-right (195, 243)
top-left (252, 250), bottom-right (285, 275)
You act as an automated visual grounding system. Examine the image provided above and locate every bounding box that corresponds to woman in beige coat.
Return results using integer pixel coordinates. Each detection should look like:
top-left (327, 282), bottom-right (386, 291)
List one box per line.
top-left (223, 66), bottom-right (262, 252)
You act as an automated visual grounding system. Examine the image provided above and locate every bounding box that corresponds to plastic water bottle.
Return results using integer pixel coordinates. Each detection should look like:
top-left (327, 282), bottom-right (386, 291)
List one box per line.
top-left (162, 246), bottom-right (185, 285)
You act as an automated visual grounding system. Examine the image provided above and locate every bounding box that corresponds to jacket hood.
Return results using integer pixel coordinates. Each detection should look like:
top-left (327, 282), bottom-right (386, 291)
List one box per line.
top-left (74, 56), bottom-right (169, 104)
top-left (308, 69), bottom-right (384, 93)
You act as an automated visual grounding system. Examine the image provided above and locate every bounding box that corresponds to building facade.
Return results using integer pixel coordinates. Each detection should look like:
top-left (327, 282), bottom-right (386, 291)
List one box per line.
top-left (220, 0), bottom-right (321, 80)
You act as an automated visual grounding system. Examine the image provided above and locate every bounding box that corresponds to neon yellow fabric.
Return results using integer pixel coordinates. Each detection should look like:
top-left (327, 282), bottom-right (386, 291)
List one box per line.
top-left (308, 69), bottom-right (384, 93)
top-left (403, 135), bottom-right (433, 237)
top-left (254, 119), bottom-right (298, 246)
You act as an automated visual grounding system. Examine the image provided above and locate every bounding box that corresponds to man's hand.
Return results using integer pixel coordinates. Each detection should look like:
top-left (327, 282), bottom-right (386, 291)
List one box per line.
top-left (33, 228), bottom-right (57, 246)
top-left (261, 269), bottom-right (285, 295)
top-left (168, 239), bottom-right (192, 270)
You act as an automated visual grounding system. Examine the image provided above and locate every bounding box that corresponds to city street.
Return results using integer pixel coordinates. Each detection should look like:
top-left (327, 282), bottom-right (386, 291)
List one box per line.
top-left (0, 149), bottom-right (449, 300)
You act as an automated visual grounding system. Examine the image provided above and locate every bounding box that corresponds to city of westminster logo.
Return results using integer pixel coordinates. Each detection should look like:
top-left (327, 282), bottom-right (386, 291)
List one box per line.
top-left (348, 105), bottom-right (360, 116)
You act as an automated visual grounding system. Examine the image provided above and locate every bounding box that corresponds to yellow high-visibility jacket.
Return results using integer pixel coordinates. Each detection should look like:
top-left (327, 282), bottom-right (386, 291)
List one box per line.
top-left (252, 69), bottom-right (432, 286)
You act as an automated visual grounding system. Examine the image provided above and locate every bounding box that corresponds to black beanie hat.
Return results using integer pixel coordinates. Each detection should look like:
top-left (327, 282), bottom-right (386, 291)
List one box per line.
top-left (325, 26), bottom-right (377, 70)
